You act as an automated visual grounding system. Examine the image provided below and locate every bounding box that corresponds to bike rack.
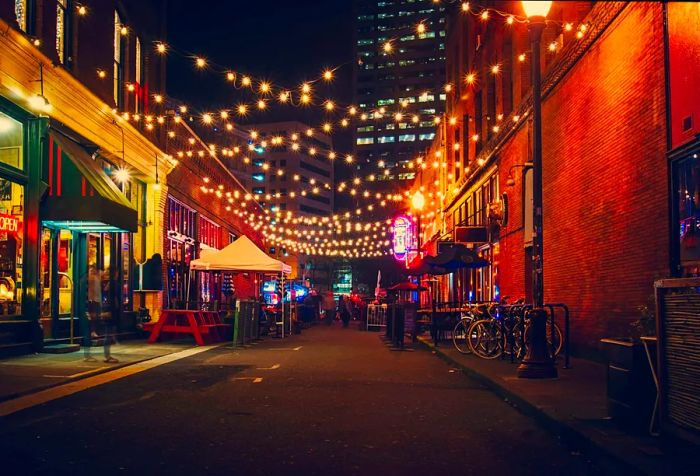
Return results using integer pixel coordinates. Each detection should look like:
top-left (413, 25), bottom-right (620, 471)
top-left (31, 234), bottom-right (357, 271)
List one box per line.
top-left (545, 303), bottom-right (570, 369)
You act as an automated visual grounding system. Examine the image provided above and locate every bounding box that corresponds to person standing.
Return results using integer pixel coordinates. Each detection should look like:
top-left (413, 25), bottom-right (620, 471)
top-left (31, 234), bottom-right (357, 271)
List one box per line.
top-left (322, 291), bottom-right (336, 326)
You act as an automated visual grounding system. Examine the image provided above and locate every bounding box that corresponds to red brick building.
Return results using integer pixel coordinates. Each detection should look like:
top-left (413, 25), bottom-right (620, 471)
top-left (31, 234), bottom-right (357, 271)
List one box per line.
top-left (415, 2), bottom-right (700, 356)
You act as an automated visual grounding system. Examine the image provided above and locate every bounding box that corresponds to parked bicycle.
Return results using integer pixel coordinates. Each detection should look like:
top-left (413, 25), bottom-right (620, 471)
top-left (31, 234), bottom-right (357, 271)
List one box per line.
top-left (467, 300), bottom-right (563, 360)
top-left (451, 301), bottom-right (497, 354)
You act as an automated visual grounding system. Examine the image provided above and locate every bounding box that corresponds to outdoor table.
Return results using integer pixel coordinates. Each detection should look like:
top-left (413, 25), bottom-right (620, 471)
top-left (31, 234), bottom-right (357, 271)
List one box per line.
top-left (147, 309), bottom-right (227, 346)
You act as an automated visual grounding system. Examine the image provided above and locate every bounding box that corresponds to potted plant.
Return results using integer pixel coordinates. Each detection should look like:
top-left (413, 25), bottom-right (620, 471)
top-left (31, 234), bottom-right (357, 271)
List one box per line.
top-left (600, 302), bottom-right (657, 433)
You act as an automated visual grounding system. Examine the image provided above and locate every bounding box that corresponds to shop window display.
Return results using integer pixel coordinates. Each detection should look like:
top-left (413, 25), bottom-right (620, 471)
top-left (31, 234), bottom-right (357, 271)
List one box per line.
top-left (0, 179), bottom-right (24, 316)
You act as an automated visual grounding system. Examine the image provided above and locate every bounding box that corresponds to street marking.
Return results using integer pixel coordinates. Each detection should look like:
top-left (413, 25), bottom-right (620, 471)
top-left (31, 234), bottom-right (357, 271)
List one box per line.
top-left (268, 346), bottom-right (302, 351)
top-left (256, 364), bottom-right (280, 370)
top-left (0, 345), bottom-right (217, 418)
top-left (43, 367), bottom-right (109, 379)
top-left (231, 377), bottom-right (263, 383)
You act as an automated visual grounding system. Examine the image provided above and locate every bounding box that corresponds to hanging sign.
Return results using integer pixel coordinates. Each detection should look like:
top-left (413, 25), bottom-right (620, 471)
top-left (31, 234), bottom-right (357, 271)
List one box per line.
top-left (0, 214), bottom-right (19, 233)
top-left (392, 215), bottom-right (414, 261)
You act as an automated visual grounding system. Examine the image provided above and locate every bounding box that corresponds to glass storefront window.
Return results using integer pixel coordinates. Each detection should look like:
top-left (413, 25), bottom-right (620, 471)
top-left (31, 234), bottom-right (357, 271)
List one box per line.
top-left (0, 111), bottom-right (23, 170)
top-left (0, 180), bottom-right (24, 316)
top-left (677, 154), bottom-right (700, 275)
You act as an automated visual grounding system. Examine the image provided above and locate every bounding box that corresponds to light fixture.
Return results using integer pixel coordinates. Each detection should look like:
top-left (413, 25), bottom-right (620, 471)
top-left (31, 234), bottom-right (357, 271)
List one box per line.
top-left (521, 1), bottom-right (553, 19)
top-left (28, 64), bottom-right (50, 113)
top-left (113, 166), bottom-right (130, 184)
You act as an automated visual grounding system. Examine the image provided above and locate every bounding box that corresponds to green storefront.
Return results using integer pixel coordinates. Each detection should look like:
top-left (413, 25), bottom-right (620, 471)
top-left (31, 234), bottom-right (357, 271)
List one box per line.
top-left (0, 96), bottom-right (47, 354)
top-left (0, 96), bottom-right (139, 355)
top-left (39, 126), bottom-right (139, 346)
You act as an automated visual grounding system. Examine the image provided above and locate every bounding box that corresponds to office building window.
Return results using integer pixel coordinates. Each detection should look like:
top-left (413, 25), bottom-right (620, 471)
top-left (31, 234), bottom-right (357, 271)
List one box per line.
top-left (419, 133), bottom-right (436, 141)
top-left (377, 136), bottom-right (395, 144)
top-left (399, 134), bottom-right (416, 142)
top-left (113, 11), bottom-right (125, 107)
top-left (356, 137), bottom-right (374, 145)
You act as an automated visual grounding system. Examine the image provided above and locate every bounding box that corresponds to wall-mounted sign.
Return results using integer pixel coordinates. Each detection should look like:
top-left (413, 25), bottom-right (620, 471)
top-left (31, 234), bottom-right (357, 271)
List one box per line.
top-left (0, 214), bottom-right (19, 233)
top-left (392, 215), bottom-right (414, 261)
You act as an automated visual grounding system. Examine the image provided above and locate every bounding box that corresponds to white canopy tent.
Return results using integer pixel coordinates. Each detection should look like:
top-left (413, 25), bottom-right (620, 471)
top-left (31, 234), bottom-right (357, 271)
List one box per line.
top-left (187, 235), bottom-right (292, 337)
top-left (190, 235), bottom-right (292, 273)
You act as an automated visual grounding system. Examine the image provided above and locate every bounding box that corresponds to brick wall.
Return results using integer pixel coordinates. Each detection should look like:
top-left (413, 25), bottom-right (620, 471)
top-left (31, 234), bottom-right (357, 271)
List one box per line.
top-left (539, 3), bottom-right (668, 352)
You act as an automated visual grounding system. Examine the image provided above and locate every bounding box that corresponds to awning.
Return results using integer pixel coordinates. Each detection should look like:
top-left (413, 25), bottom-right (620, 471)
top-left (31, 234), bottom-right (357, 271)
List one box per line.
top-left (41, 131), bottom-right (138, 233)
top-left (425, 244), bottom-right (489, 270)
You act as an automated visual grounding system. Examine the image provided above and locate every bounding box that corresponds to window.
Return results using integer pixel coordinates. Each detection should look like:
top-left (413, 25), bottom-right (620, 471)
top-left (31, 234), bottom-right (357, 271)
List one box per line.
top-left (15, 0), bottom-right (29, 32)
top-left (377, 136), bottom-right (395, 144)
top-left (56, 0), bottom-right (68, 64)
top-left (135, 37), bottom-right (143, 113)
top-left (356, 137), bottom-right (374, 145)
top-left (113, 11), bottom-right (125, 107)
top-left (253, 187), bottom-right (265, 194)
top-left (419, 133), bottom-right (436, 141)
top-left (252, 173), bottom-right (265, 182)
top-left (0, 111), bottom-right (23, 170)
top-left (357, 38), bottom-right (374, 46)
top-left (356, 125), bottom-right (374, 133)
top-left (199, 217), bottom-right (221, 250)
top-left (399, 134), bottom-right (416, 142)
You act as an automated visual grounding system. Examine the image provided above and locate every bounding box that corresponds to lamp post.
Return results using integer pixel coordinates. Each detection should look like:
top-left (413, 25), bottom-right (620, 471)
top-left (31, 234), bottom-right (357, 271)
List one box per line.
top-left (518, 1), bottom-right (557, 379)
top-left (411, 190), bottom-right (425, 257)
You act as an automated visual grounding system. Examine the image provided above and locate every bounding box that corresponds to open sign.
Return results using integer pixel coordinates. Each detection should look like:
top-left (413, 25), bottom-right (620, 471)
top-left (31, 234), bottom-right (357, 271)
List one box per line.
top-left (0, 214), bottom-right (19, 233)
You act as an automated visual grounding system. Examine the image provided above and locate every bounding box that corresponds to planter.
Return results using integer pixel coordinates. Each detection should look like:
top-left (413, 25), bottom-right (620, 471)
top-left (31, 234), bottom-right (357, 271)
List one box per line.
top-left (600, 338), bottom-right (656, 433)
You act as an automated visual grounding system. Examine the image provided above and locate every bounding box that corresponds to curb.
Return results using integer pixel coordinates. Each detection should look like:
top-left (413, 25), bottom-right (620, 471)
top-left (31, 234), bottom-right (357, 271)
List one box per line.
top-left (416, 337), bottom-right (646, 475)
top-left (0, 344), bottom-right (218, 404)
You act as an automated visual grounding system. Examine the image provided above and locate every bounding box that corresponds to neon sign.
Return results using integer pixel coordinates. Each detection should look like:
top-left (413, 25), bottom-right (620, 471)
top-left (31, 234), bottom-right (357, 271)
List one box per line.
top-left (0, 214), bottom-right (19, 233)
top-left (392, 215), bottom-right (413, 261)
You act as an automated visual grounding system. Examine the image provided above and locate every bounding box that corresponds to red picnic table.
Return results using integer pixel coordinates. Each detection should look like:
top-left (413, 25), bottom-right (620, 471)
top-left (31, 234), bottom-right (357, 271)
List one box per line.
top-left (147, 309), bottom-right (228, 346)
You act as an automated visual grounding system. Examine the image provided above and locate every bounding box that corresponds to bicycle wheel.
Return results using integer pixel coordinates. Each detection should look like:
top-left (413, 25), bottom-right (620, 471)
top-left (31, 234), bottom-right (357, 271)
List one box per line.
top-left (522, 321), bottom-right (564, 357)
top-left (452, 319), bottom-right (472, 354)
top-left (468, 319), bottom-right (503, 359)
top-left (548, 322), bottom-right (563, 357)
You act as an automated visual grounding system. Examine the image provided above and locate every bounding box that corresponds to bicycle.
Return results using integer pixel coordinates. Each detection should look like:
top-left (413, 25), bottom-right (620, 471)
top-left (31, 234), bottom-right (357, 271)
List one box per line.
top-left (468, 300), bottom-right (563, 360)
top-left (451, 302), bottom-right (493, 354)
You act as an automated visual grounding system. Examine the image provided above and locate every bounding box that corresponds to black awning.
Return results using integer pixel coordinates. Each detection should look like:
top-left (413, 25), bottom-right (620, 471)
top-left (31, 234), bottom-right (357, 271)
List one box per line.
top-left (425, 244), bottom-right (489, 270)
top-left (40, 131), bottom-right (138, 233)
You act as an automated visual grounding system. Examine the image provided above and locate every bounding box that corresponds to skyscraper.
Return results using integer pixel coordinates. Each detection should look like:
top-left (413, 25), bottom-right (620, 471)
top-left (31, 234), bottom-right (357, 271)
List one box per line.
top-left (352, 0), bottom-right (446, 187)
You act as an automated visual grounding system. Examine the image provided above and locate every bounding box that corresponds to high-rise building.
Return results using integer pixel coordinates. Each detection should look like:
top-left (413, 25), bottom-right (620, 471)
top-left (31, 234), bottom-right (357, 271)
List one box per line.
top-left (242, 121), bottom-right (334, 220)
top-left (352, 0), bottom-right (446, 186)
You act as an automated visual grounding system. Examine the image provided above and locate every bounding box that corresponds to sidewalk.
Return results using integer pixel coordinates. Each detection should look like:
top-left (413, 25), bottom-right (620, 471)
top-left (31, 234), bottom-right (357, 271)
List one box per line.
top-left (0, 340), bottom-right (199, 402)
top-left (416, 336), bottom-right (697, 476)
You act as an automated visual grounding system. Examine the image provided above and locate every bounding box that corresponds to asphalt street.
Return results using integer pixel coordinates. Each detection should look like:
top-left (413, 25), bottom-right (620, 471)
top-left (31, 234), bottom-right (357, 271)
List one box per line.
top-left (0, 323), bottom-right (611, 476)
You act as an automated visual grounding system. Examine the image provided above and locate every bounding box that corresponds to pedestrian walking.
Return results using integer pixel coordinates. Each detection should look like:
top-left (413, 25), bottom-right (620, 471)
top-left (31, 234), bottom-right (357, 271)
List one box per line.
top-left (339, 295), bottom-right (352, 328)
top-left (84, 265), bottom-right (118, 363)
top-left (322, 291), bottom-right (335, 326)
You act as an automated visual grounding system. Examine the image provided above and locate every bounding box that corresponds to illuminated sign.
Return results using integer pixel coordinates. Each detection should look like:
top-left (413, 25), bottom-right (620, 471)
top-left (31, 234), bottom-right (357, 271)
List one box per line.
top-left (0, 214), bottom-right (19, 233)
top-left (392, 215), bottom-right (413, 261)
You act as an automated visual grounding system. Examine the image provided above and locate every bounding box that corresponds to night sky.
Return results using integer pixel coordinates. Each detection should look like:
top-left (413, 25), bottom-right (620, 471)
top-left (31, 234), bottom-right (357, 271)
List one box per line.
top-left (166, 0), bottom-right (356, 125)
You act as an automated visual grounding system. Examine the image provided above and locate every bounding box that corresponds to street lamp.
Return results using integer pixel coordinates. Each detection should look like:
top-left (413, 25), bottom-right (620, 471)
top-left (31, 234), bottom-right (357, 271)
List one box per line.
top-left (412, 190), bottom-right (425, 256)
top-left (518, 0), bottom-right (557, 379)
